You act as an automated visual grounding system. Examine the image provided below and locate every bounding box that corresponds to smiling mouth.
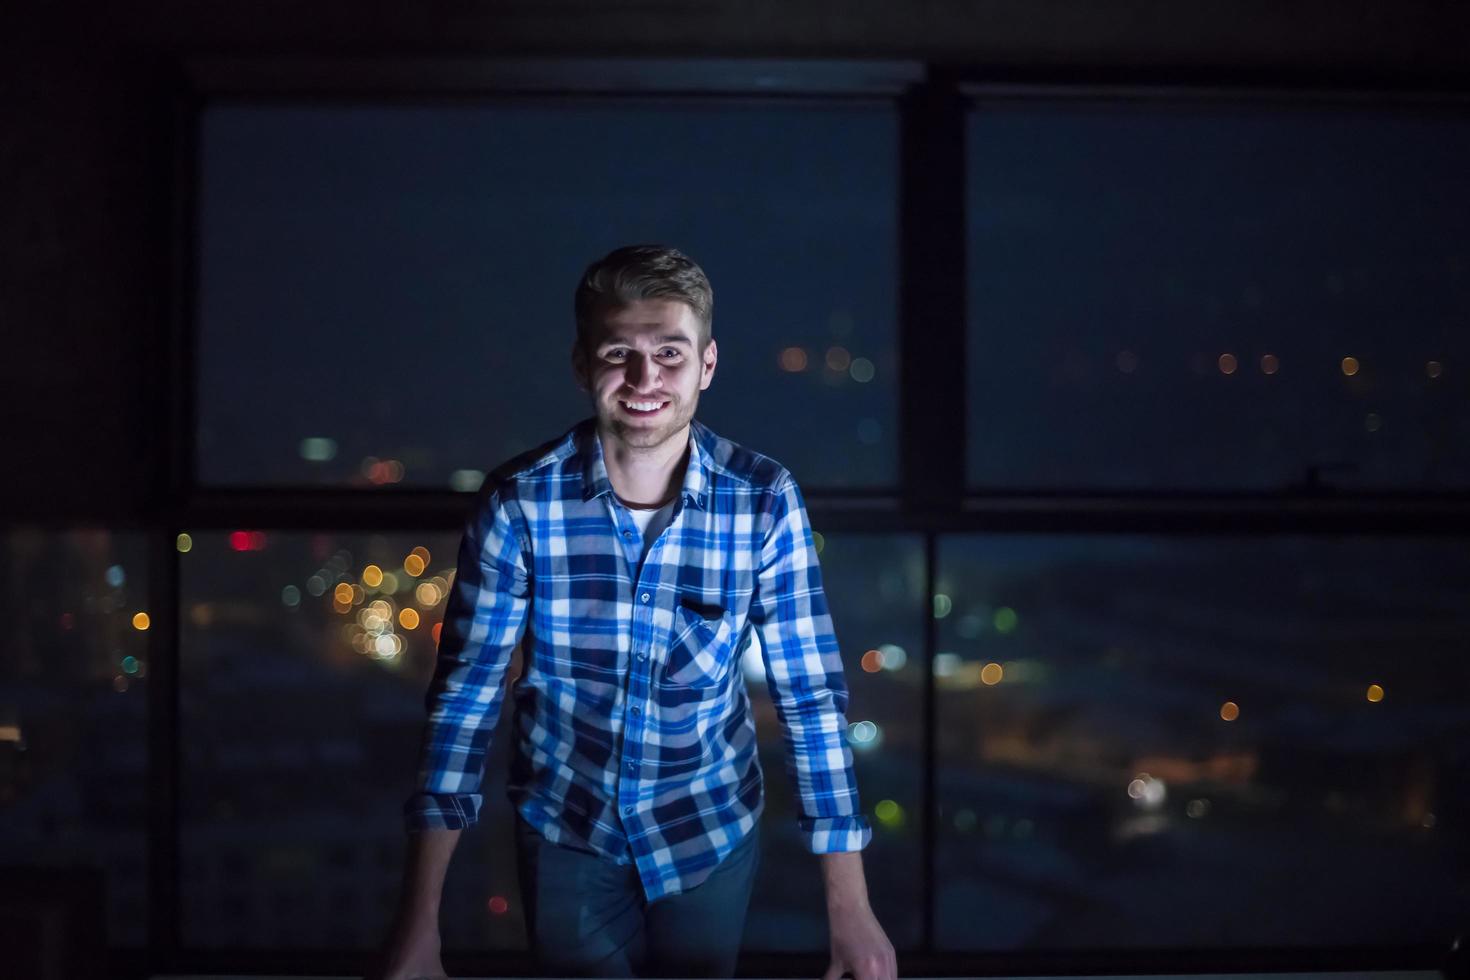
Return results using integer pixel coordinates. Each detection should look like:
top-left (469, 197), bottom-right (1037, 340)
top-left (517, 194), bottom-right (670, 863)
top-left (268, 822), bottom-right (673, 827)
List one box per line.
top-left (619, 400), bottom-right (669, 417)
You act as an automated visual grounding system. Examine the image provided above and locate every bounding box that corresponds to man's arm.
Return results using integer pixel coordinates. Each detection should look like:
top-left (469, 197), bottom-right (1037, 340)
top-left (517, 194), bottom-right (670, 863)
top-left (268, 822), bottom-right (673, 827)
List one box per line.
top-left (402, 481), bottom-right (531, 831)
top-left (373, 482), bottom-right (530, 977)
top-left (819, 851), bottom-right (895, 980)
top-left (367, 827), bottom-right (460, 980)
top-left (748, 475), bottom-right (896, 980)
top-left (820, 849), bottom-right (870, 913)
top-left (748, 475), bottom-right (870, 850)
top-left (395, 826), bottom-right (462, 929)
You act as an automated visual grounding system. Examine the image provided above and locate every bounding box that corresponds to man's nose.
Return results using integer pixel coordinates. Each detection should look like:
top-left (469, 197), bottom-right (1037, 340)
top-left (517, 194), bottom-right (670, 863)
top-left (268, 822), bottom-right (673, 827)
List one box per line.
top-left (626, 353), bottom-right (661, 389)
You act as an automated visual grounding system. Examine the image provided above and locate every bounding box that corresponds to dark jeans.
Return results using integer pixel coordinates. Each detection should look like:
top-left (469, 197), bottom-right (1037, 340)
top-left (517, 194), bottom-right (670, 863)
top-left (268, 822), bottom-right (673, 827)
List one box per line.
top-left (514, 813), bottom-right (761, 978)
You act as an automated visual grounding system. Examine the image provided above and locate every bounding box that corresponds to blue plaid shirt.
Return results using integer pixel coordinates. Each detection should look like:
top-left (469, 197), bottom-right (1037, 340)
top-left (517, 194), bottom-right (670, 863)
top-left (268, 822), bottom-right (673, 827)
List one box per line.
top-left (404, 416), bottom-right (872, 900)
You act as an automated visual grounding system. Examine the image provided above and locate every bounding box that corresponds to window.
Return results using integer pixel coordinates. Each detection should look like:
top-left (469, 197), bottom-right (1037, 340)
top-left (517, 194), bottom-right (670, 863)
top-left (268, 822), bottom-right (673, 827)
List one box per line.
top-left (967, 102), bottom-right (1470, 490)
top-left (0, 528), bottom-right (150, 946)
top-left (198, 101), bottom-right (898, 491)
top-left (163, 66), bottom-right (1467, 971)
top-left (935, 533), bottom-right (1470, 948)
top-left (175, 530), bottom-right (525, 948)
top-left (176, 527), bottom-right (925, 952)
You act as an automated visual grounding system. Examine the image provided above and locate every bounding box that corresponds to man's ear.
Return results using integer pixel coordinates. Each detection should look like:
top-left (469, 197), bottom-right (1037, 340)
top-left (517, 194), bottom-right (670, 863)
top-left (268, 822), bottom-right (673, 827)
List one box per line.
top-left (699, 337), bottom-right (717, 391)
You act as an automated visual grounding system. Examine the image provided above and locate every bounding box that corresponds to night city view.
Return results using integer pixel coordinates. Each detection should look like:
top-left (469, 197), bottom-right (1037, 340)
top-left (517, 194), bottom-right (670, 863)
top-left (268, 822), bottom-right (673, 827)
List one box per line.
top-left (4, 37), bottom-right (1470, 980)
top-left (965, 105), bottom-right (1470, 491)
top-left (195, 104), bottom-right (899, 491)
top-left (5, 526), bottom-right (1467, 954)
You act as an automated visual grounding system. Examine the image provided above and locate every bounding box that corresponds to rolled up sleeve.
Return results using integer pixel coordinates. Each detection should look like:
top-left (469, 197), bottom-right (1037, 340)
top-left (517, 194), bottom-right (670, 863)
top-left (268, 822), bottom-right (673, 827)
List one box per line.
top-left (402, 480), bottom-right (531, 831)
top-left (748, 474), bottom-right (872, 853)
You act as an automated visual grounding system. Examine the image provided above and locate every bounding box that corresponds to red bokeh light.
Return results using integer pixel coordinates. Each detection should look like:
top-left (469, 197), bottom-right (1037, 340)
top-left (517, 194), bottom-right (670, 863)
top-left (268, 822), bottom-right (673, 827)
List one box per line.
top-left (229, 530), bottom-right (269, 552)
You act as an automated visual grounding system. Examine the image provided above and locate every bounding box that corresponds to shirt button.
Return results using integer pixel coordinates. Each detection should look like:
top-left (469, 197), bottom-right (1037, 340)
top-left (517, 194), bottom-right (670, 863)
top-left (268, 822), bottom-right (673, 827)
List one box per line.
top-left (640, 592), bottom-right (651, 603)
top-left (630, 705), bottom-right (641, 716)
top-left (622, 530), bottom-right (633, 538)
top-left (623, 806), bottom-right (633, 815)
top-left (636, 651), bottom-right (647, 662)
top-left (626, 761), bottom-right (637, 772)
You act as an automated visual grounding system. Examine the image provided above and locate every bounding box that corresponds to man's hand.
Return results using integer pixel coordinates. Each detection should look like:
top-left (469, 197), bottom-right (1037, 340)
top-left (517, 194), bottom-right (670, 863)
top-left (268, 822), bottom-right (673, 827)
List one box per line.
top-left (818, 850), bottom-right (896, 980)
top-left (823, 902), bottom-right (897, 980)
top-left (362, 908), bottom-right (448, 980)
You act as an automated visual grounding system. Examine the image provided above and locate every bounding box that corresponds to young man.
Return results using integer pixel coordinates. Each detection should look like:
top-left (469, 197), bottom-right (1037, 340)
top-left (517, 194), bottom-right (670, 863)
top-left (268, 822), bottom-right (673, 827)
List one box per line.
top-left (371, 245), bottom-right (896, 980)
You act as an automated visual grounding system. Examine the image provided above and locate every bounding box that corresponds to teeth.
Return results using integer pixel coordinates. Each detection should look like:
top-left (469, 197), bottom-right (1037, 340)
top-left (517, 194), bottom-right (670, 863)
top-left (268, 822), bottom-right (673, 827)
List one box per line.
top-left (624, 401), bottom-right (665, 411)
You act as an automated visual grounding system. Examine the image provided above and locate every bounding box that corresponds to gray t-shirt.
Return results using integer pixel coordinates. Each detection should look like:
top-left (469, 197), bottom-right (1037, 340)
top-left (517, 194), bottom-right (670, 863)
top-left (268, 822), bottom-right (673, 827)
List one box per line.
top-left (626, 496), bottom-right (678, 574)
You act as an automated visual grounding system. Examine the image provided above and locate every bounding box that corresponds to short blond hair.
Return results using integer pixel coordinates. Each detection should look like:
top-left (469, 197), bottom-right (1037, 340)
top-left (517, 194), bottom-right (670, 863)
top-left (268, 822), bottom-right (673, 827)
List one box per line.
top-left (573, 244), bottom-right (713, 355)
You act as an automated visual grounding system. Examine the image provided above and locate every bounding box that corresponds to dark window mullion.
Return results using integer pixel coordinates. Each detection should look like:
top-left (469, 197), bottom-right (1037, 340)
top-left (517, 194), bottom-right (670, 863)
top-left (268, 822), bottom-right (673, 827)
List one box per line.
top-left (153, 76), bottom-right (205, 976)
top-left (898, 73), bottom-right (967, 513)
top-left (146, 528), bottom-right (182, 972)
top-left (898, 70), bottom-right (967, 956)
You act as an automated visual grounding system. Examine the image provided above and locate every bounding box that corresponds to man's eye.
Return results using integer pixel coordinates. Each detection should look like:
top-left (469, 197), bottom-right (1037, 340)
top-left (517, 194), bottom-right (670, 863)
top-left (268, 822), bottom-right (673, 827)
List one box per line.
top-left (605, 349), bottom-right (679, 360)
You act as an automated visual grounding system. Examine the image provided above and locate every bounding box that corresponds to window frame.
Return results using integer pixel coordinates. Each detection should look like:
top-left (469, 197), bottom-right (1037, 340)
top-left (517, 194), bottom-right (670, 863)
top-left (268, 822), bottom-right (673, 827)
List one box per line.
top-left (143, 56), bottom-right (1466, 976)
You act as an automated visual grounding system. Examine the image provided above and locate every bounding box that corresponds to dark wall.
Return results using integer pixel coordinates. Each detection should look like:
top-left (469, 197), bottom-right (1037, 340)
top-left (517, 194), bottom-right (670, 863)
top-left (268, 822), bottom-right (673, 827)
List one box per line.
top-left (4, 1), bottom-right (1468, 521)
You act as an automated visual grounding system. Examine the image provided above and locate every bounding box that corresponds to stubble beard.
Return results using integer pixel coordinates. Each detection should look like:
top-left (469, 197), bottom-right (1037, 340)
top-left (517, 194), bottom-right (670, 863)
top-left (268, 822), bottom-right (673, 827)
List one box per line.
top-left (601, 394), bottom-right (697, 451)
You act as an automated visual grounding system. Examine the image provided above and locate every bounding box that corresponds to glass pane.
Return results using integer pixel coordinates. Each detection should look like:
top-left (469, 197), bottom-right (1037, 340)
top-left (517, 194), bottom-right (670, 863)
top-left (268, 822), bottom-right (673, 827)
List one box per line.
top-left (967, 103), bottom-right (1470, 490)
top-left (177, 530), bottom-right (503, 949)
top-left (743, 533), bottom-right (924, 951)
top-left (199, 102), bottom-right (898, 490)
top-left (935, 533), bottom-right (1470, 949)
top-left (0, 528), bottom-right (149, 946)
top-left (180, 528), bottom-right (921, 953)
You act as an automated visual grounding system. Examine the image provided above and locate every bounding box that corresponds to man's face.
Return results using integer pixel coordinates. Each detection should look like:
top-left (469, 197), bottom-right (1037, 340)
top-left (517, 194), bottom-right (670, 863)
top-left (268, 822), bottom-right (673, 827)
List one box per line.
top-left (573, 298), bottom-right (717, 452)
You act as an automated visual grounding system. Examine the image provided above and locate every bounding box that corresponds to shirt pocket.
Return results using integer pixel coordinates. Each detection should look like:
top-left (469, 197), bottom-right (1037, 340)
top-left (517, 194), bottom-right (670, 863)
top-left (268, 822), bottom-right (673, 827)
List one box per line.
top-left (663, 597), bottom-right (738, 689)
